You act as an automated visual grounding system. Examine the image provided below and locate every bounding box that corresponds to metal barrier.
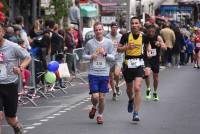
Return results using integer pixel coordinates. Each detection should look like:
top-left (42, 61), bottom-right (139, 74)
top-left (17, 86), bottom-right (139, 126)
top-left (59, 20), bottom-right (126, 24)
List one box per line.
top-left (70, 48), bottom-right (89, 83)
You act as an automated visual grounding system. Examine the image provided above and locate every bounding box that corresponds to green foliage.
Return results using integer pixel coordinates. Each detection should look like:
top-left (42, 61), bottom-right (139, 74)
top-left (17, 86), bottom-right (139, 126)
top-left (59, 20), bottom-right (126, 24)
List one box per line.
top-left (47, 0), bottom-right (72, 23)
top-left (1, 0), bottom-right (9, 13)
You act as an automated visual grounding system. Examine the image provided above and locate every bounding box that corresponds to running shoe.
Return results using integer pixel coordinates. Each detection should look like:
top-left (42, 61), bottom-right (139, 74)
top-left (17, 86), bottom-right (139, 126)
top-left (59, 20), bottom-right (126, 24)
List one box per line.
top-left (96, 116), bottom-right (103, 124)
top-left (145, 89), bottom-right (151, 100)
top-left (112, 93), bottom-right (117, 101)
top-left (132, 112), bottom-right (140, 122)
top-left (89, 107), bottom-right (96, 119)
top-left (13, 122), bottom-right (24, 134)
top-left (128, 99), bottom-right (134, 113)
top-left (153, 93), bottom-right (159, 101)
top-left (115, 86), bottom-right (121, 96)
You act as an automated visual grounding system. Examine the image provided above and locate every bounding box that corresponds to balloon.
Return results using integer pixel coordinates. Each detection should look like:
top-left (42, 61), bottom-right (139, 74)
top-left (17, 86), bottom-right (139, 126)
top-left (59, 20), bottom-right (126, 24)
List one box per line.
top-left (0, 12), bottom-right (5, 22)
top-left (0, 2), bottom-right (3, 10)
top-left (47, 61), bottom-right (59, 72)
top-left (44, 71), bottom-right (56, 84)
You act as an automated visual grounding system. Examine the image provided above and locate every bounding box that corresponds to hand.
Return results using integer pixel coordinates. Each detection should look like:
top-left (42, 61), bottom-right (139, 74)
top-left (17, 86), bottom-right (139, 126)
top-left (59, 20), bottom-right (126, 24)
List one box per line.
top-left (13, 66), bottom-right (21, 75)
top-left (155, 41), bottom-right (161, 47)
top-left (91, 53), bottom-right (98, 60)
top-left (147, 50), bottom-right (152, 58)
top-left (98, 47), bottom-right (105, 55)
top-left (125, 44), bottom-right (135, 50)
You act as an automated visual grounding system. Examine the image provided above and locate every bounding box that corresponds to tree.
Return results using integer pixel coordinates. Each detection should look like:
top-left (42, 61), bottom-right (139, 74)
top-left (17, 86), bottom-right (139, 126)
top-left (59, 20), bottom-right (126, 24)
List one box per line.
top-left (47, 0), bottom-right (72, 26)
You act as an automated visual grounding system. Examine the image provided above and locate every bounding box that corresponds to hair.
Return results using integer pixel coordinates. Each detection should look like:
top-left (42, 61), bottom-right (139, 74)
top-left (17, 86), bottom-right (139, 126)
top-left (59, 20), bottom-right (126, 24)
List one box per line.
top-left (15, 16), bottom-right (24, 25)
top-left (75, 0), bottom-right (79, 6)
top-left (146, 24), bottom-right (156, 30)
top-left (93, 21), bottom-right (103, 31)
top-left (130, 16), bottom-right (141, 23)
top-left (110, 22), bottom-right (118, 27)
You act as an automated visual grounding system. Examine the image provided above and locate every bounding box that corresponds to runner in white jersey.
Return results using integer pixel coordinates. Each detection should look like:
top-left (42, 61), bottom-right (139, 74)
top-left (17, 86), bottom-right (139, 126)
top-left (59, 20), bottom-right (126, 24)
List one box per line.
top-left (106, 22), bottom-right (123, 100)
top-left (83, 22), bottom-right (115, 124)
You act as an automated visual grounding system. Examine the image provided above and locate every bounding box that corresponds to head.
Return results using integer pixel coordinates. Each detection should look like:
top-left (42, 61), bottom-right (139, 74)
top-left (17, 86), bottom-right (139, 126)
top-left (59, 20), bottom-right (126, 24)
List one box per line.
top-left (110, 22), bottom-right (118, 36)
top-left (146, 24), bottom-right (157, 38)
top-left (13, 24), bottom-right (21, 35)
top-left (66, 24), bottom-right (75, 34)
top-left (93, 22), bottom-right (104, 41)
top-left (130, 17), bottom-right (141, 34)
top-left (6, 26), bottom-right (14, 36)
top-left (75, 0), bottom-right (80, 6)
top-left (15, 16), bottom-right (24, 26)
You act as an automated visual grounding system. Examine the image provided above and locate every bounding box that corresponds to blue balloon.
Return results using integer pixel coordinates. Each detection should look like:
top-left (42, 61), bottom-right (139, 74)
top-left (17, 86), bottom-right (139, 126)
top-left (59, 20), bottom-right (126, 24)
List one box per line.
top-left (47, 61), bottom-right (59, 72)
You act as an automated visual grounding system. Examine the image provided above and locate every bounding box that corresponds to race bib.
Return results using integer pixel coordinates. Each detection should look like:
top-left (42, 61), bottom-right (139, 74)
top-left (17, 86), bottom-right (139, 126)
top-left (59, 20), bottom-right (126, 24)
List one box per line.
top-left (151, 49), bottom-right (157, 56)
top-left (0, 64), bottom-right (8, 80)
top-left (127, 59), bottom-right (144, 68)
top-left (93, 58), bottom-right (106, 69)
top-left (196, 43), bottom-right (200, 48)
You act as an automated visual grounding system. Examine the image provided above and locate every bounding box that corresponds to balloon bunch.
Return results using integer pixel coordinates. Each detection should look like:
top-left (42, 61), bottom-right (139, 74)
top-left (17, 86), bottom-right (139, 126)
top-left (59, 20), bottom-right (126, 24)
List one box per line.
top-left (44, 61), bottom-right (59, 84)
top-left (0, 2), bottom-right (5, 22)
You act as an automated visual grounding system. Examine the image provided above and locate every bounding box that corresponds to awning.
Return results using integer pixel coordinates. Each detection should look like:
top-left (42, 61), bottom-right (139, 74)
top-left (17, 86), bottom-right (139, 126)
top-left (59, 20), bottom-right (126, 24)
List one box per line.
top-left (80, 5), bottom-right (98, 17)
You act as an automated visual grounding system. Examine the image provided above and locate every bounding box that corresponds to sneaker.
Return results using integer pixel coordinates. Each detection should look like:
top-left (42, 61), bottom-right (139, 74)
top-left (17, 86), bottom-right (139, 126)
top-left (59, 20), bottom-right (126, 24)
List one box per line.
top-left (96, 116), bottom-right (103, 124)
top-left (13, 122), bottom-right (24, 134)
top-left (112, 93), bottom-right (117, 101)
top-left (128, 99), bottom-right (134, 113)
top-left (145, 89), bottom-right (151, 100)
top-left (194, 64), bottom-right (198, 68)
top-left (115, 86), bottom-right (121, 96)
top-left (132, 112), bottom-right (140, 122)
top-left (89, 107), bottom-right (96, 119)
top-left (153, 93), bottom-right (159, 101)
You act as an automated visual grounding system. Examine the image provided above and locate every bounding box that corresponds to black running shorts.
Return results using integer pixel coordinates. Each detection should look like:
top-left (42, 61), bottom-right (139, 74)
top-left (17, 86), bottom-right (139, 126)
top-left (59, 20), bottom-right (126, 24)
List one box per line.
top-left (122, 63), bottom-right (144, 83)
top-left (0, 83), bottom-right (18, 117)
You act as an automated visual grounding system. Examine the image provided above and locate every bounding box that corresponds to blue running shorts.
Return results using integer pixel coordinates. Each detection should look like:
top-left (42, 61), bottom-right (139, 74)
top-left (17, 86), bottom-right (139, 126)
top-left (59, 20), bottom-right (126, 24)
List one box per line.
top-left (88, 75), bottom-right (109, 94)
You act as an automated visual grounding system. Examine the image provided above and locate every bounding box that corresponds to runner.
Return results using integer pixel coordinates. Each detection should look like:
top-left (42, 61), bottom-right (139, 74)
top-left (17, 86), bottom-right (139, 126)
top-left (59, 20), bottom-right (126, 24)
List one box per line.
top-left (144, 24), bottom-right (166, 101)
top-left (83, 22), bottom-right (115, 124)
top-left (106, 22), bottom-right (123, 101)
top-left (0, 23), bottom-right (31, 134)
top-left (194, 29), bottom-right (200, 69)
top-left (117, 17), bottom-right (150, 122)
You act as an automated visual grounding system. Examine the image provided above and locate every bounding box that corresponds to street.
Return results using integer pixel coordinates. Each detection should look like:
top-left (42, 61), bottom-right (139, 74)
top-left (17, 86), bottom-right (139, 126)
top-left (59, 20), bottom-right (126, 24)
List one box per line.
top-left (3, 64), bottom-right (200, 134)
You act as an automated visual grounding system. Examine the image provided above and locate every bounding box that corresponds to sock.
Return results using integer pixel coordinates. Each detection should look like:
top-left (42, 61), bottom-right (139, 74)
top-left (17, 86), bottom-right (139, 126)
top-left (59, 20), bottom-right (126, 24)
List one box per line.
top-left (147, 87), bottom-right (151, 91)
top-left (98, 114), bottom-right (103, 117)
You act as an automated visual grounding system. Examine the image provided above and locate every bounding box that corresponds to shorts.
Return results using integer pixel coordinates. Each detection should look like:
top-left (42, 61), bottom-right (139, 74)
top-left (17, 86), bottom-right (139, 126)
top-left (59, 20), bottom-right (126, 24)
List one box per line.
top-left (122, 63), bottom-right (144, 83)
top-left (88, 75), bottom-right (109, 94)
top-left (145, 57), bottom-right (160, 74)
top-left (195, 48), bottom-right (200, 54)
top-left (0, 83), bottom-right (18, 117)
top-left (110, 61), bottom-right (123, 73)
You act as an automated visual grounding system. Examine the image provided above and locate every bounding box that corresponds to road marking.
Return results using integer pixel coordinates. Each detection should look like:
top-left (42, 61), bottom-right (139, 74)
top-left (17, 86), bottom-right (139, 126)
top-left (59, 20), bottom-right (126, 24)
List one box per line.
top-left (59, 110), bottom-right (67, 113)
top-left (24, 126), bottom-right (35, 130)
top-left (40, 119), bottom-right (49, 122)
top-left (32, 123), bottom-right (42, 126)
top-left (53, 113), bottom-right (61, 116)
top-left (46, 116), bottom-right (55, 119)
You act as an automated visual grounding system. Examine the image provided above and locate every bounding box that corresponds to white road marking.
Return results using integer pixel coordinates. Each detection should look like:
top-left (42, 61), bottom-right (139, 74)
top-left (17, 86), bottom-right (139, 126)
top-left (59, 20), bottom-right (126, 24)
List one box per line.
top-left (24, 126), bottom-right (35, 130)
top-left (32, 123), bottom-right (42, 126)
top-left (40, 119), bottom-right (49, 122)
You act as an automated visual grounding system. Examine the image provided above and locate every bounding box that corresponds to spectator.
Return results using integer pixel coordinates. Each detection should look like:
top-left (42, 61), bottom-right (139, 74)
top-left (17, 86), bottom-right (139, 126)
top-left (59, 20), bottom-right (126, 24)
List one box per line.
top-left (15, 16), bottom-right (31, 50)
top-left (69, 0), bottom-right (80, 29)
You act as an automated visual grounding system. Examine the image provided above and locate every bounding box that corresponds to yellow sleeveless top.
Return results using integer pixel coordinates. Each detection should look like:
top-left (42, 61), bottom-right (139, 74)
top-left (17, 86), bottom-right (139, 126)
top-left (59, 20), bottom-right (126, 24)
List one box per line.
top-left (126, 33), bottom-right (143, 56)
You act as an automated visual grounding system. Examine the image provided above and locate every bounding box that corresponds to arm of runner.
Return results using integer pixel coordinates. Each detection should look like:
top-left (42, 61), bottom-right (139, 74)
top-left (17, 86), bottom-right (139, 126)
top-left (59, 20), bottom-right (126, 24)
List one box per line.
top-left (146, 42), bottom-right (152, 58)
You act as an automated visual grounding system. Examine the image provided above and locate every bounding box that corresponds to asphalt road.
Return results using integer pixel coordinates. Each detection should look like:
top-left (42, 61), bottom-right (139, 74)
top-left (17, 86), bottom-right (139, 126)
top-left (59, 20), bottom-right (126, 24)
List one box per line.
top-left (3, 64), bottom-right (200, 134)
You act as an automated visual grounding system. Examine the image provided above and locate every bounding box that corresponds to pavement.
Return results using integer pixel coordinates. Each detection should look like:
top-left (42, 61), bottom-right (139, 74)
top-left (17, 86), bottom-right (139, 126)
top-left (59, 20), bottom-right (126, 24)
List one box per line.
top-left (2, 64), bottom-right (200, 134)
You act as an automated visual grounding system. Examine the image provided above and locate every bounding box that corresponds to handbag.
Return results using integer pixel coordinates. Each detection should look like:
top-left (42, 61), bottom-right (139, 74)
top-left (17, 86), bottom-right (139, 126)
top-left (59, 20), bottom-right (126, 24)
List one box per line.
top-left (58, 63), bottom-right (70, 78)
